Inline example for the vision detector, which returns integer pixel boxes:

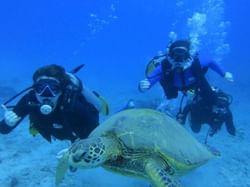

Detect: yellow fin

[145,59,161,77]
[29,124,39,136]
[93,91,109,116]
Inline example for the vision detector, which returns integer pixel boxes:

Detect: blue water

[0,0,249,186]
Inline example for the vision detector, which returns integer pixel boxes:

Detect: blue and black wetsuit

[0,90,99,143]
[146,56,226,104]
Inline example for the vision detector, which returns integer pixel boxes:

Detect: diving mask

[34,78,62,97]
[170,46,189,62]
[169,56,194,70]
[34,77,62,115]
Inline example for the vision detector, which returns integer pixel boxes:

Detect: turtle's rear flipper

[145,158,181,187]
[69,166,78,172]
[205,144,221,157]
[55,153,70,186]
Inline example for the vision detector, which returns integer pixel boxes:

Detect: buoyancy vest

[159,57,209,99]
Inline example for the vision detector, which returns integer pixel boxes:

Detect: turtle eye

[81,152,86,158]
[73,155,81,163]
[94,147,101,153]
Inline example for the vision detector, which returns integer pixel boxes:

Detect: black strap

[204,127,212,144]
[70,64,85,74]
[2,64,85,108]
[3,86,33,106]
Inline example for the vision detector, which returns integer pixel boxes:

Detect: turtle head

[68,137,108,168]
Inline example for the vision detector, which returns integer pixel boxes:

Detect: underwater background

[0,0,249,186]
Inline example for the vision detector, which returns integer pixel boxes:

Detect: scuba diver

[176,87,236,136]
[138,39,234,105]
[0,64,109,143]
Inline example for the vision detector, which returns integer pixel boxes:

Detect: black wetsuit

[178,92,236,136]
[0,90,99,142]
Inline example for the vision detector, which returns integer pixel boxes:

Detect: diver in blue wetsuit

[138,40,233,104]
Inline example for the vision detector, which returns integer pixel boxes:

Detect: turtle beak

[68,148,89,168]
[72,151,87,163]
[68,138,104,168]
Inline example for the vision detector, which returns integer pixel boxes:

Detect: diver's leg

[190,120,202,133]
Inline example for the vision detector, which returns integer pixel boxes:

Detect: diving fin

[93,91,109,116]
[82,87,109,116]
[145,57,163,77]
[29,125,39,136]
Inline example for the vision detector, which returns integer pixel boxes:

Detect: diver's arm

[0,120,15,133]
[201,59,225,77]
[201,59,234,82]
[147,65,163,86]
[0,94,29,134]
[138,65,163,92]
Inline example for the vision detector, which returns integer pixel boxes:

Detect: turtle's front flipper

[145,158,181,187]
[55,152,70,186]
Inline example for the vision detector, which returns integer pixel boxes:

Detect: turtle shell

[89,109,214,170]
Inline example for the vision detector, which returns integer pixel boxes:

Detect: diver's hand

[176,112,185,125]
[138,79,151,92]
[1,105,21,127]
[224,72,234,82]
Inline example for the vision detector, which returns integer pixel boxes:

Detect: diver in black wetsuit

[176,87,236,136]
[0,64,107,143]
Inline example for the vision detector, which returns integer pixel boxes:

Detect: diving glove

[224,72,234,82]
[176,112,185,125]
[4,110,21,127]
[139,79,151,92]
[1,104,21,127]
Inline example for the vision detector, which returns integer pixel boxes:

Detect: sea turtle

[56,109,216,187]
